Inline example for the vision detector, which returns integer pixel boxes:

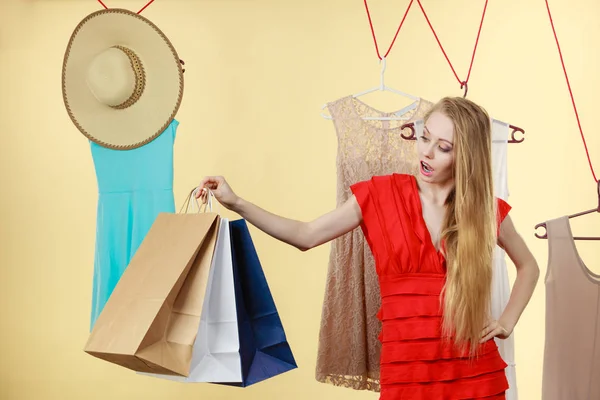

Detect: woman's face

[416,111,456,184]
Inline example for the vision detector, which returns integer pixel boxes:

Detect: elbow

[529,254,541,279]
[520,256,540,283]
[296,238,316,252]
[295,223,318,252]
[295,242,313,252]
[532,260,541,282]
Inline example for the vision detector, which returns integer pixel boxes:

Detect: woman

[196,97,540,399]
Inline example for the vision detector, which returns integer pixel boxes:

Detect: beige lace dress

[315,95,433,392]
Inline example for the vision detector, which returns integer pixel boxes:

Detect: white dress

[413,118,518,399]
[490,119,518,400]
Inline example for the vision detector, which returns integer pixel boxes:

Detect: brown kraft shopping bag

[84,189,220,377]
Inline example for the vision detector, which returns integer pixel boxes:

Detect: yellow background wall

[1,0,599,399]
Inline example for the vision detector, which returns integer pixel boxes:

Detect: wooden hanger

[534,180,600,240]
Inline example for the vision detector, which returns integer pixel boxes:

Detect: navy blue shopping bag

[222,219,297,387]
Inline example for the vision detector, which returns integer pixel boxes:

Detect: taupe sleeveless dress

[542,216,600,400]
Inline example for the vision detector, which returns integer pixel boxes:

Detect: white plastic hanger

[321,57,420,121]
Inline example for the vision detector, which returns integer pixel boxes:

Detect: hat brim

[62,9,184,150]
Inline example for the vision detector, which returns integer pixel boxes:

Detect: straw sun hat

[62,8,184,150]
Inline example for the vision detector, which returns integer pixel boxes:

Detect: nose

[423,143,434,159]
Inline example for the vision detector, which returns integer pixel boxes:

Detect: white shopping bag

[140,192,242,383]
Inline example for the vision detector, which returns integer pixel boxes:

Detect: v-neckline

[410,175,444,256]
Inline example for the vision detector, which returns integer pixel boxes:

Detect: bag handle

[198,188,220,214]
[179,187,201,214]
[178,187,220,214]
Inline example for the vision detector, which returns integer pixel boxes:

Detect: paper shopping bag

[84,201,220,377]
[222,219,298,387]
[140,217,243,383]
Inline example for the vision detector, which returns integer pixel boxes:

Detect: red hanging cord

[96,0,155,14]
[364,0,414,60]
[137,0,155,14]
[415,0,489,92]
[545,0,597,183]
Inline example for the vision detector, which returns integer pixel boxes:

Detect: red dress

[350,173,511,400]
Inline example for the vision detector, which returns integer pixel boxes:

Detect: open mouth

[421,161,434,174]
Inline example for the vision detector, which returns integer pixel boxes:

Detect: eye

[419,136,430,142]
[439,146,452,153]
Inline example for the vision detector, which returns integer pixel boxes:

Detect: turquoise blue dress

[89,119,178,330]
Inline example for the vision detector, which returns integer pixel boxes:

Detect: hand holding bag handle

[179,187,220,214]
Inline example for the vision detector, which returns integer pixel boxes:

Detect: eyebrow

[424,126,454,145]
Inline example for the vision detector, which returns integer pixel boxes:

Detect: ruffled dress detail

[350,173,512,400]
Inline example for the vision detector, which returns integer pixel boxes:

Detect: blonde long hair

[425,97,496,357]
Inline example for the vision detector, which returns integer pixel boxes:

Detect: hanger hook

[400,122,416,140]
[379,57,387,90]
[508,125,525,143]
[534,222,548,239]
[461,81,468,98]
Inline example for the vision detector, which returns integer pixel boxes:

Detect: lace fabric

[315,95,433,392]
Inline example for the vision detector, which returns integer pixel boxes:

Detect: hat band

[111,45,146,110]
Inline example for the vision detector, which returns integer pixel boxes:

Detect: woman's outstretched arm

[196,176,363,251]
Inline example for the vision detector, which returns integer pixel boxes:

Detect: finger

[196,186,210,199]
[480,334,489,343]
[480,325,498,342]
[480,324,493,338]
[480,328,500,343]
[204,181,218,191]
[194,183,209,198]
[199,176,218,189]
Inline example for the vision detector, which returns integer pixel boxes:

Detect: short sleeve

[350,179,374,233]
[350,178,385,259]
[496,197,512,231]
[350,179,371,218]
